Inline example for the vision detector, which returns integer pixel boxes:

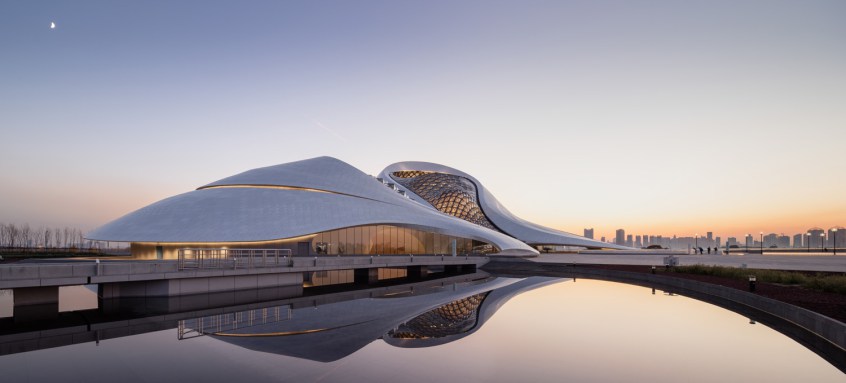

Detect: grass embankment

[671,265,846,295]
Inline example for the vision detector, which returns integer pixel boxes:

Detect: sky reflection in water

[0,279,842,383]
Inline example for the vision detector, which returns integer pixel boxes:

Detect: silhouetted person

[707,247,711,254]
[699,247,704,254]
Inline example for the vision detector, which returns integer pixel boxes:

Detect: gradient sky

[1,1,844,241]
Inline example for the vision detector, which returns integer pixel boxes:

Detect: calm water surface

[0,277,842,383]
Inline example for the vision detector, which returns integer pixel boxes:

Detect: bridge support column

[13,286,59,322]
[407,265,428,280]
[14,286,59,307]
[354,268,379,285]
[445,264,475,274]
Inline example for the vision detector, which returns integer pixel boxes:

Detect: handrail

[178,248,292,270]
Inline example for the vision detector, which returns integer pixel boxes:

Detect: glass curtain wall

[311,224,495,255]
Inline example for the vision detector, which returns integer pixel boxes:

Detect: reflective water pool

[0,275,842,382]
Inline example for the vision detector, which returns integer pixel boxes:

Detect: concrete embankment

[530,252,846,273]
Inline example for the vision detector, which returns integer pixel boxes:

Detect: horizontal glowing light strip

[197,183,397,206]
[131,233,318,246]
[198,184,336,194]
[212,328,329,337]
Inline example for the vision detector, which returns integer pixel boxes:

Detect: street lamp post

[821,233,826,252]
[834,228,838,256]
[760,232,763,254]
[695,234,699,254]
[806,233,811,253]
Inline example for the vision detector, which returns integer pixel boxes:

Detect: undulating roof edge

[380,161,633,250]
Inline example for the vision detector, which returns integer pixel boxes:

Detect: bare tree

[43,227,53,249]
[21,224,32,249]
[63,227,71,249]
[0,223,90,251]
[8,223,20,248]
[0,223,7,247]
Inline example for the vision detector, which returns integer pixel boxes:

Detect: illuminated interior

[129,224,496,259]
[311,224,495,256]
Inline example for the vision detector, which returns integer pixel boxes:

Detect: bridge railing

[178,248,293,270]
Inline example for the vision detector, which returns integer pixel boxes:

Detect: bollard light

[651,266,656,274]
[748,275,757,292]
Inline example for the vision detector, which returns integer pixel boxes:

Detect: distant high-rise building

[635,235,642,248]
[828,227,845,248]
[727,237,738,248]
[600,236,606,243]
[793,233,804,248]
[706,232,713,242]
[808,227,825,248]
[584,228,594,239]
[626,234,633,247]
[616,229,625,246]
[777,234,790,248]
[763,233,778,248]
[834,227,845,248]
[715,236,721,248]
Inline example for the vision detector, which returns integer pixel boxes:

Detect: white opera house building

[86,157,626,260]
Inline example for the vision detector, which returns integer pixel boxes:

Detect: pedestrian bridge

[0,251,487,311]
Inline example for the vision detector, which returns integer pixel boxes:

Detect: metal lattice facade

[386,292,488,339]
[391,172,501,232]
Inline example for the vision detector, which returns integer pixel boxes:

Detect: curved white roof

[380,161,631,250]
[87,157,537,256]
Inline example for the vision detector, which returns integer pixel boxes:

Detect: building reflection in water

[1,270,843,377]
[179,275,562,362]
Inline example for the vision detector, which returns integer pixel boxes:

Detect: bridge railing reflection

[178,305,293,340]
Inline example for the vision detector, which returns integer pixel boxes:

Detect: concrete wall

[99,273,303,299]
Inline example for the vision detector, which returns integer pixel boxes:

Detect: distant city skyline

[1,1,844,238]
[599,226,844,250]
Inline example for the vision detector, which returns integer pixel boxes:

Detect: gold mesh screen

[391,171,432,178]
[391,172,500,231]
[387,292,489,339]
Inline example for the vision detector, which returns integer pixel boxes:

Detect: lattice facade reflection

[387,292,489,339]
[311,224,495,255]
[391,172,500,232]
